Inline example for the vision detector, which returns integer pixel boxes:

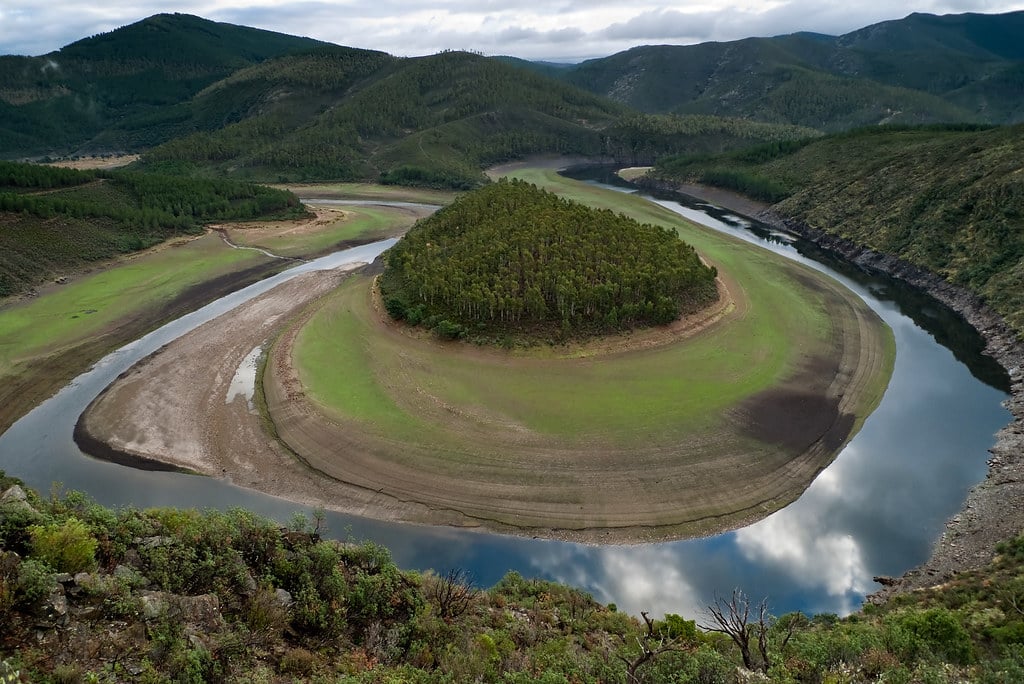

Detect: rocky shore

[639,177,1024,600]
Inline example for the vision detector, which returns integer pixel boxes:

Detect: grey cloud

[4,1,1024,61]
[602,9,716,41]
[497,25,585,43]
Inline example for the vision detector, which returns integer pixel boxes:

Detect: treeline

[3,472,1024,682]
[380,179,718,341]
[0,161,97,190]
[652,123,1024,337]
[0,161,305,297]
[141,51,625,188]
[601,114,820,166]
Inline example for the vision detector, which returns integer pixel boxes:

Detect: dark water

[0,185,1010,619]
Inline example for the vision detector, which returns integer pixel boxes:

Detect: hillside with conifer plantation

[650,124,1024,336]
[559,11,1024,130]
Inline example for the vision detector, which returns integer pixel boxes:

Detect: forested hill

[137,50,626,188]
[650,124,1024,337]
[0,161,304,297]
[559,11,1024,129]
[0,14,334,156]
[379,179,718,342]
[0,13,821,189]
[5,10,1020,186]
[133,51,819,187]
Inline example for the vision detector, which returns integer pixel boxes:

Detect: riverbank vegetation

[379,179,718,343]
[2,472,1023,682]
[0,160,305,298]
[0,178,424,437]
[650,124,1024,337]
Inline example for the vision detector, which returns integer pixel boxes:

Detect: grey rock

[139,591,170,620]
[0,485,35,515]
[274,588,293,608]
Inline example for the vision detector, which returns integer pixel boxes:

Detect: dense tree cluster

[380,179,718,341]
[0,161,96,190]
[601,114,819,166]
[0,161,304,297]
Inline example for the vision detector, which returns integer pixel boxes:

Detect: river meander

[0,179,1010,618]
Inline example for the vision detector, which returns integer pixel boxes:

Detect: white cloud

[2,1,1024,59]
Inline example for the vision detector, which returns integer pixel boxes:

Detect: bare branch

[700,589,774,673]
[427,568,478,621]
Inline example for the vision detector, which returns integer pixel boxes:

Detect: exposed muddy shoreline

[638,176,1024,598]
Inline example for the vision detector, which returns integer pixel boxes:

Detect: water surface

[0,183,1009,619]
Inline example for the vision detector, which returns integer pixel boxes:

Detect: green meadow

[291,170,873,445]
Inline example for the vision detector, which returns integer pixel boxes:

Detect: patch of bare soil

[0,253,286,436]
[45,155,140,170]
[74,266,411,521]
[76,248,888,544]
[214,203,430,259]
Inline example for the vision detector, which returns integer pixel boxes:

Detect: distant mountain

[3,10,1019,185]
[0,14,331,156]
[139,50,628,187]
[558,11,1024,129]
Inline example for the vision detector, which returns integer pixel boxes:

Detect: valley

[2,8,1024,681]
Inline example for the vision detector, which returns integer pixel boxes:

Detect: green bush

[0,551,18,620]
[15,558,55,607]
[28,517,97,574]
[891,608,975,665]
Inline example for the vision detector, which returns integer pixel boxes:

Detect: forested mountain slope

[138,50,628,187]
[561,11,1024,129]
[0,14,331,156]
[5,11,1019,186]
[651,124,1024,336]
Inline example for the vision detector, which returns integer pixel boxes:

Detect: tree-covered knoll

[651,123,1024,337]
[380,179,718,342]
[3,471,1024,682]
[0,161,305,297]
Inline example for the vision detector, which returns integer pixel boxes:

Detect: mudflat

[75,172,893,542]
[78,248,890,543]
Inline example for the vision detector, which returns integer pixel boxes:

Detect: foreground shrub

[28,517,97,573]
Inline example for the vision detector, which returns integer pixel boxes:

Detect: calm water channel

[0,179,1011,619]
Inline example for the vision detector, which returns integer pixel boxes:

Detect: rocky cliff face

[750,210,1024,599]
[638,173,1024,597]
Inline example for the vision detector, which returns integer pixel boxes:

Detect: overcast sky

[2,1,1023,61]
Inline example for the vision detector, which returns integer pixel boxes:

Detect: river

[0,181,1010,619]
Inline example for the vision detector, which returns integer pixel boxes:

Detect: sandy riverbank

[75,220,890,544]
